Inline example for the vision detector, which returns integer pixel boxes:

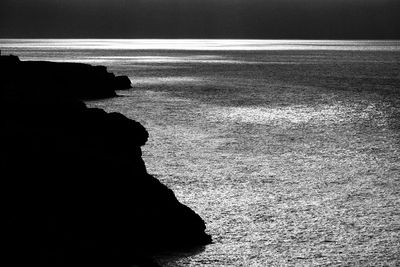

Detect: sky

[0,0,399,39]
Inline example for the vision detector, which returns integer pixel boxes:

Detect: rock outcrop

[1,55,211,266]
[2,55,132,99]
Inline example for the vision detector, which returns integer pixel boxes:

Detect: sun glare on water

[1,39,399,51]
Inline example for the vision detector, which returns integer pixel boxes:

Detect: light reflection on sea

[1,40,400,266]
[1,39,400,51]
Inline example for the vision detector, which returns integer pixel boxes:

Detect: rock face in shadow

[2,55,132,99]
[1,55,211,266]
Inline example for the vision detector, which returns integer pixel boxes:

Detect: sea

[1,39,400,266]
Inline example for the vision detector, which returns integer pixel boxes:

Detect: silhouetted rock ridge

[1,55,211,266]
[2,54,132,99]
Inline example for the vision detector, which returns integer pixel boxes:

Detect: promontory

[1,55,212,267]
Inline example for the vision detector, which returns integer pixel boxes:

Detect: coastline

[1,55,211,266]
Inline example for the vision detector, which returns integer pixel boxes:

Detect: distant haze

[1,0,399,39]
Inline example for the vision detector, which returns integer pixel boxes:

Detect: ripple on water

[207,104,389,126]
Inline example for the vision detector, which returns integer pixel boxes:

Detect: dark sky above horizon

[1,0,399,39]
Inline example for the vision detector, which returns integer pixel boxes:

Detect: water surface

[2,39,400,266]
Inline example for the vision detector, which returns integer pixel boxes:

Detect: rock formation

[2,54,132,99]
[1,55,211,266]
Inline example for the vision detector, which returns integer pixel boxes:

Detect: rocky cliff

[1,55,211,266]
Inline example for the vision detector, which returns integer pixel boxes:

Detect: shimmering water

[1,40,400,266]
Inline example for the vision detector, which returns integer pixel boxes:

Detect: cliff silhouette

[1,55,211,266]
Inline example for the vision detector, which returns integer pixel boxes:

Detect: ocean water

[1,39,400,266]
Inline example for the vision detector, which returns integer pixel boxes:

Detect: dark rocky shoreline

[1,55,211,266]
